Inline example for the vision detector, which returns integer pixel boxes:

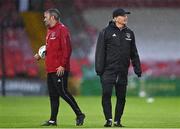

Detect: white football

[38,45,46,59]
[146,97,154,103]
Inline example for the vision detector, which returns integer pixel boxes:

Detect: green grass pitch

[0,96,180,128]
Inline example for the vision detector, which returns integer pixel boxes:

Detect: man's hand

[34,53,41,61]
[56,66,65,76]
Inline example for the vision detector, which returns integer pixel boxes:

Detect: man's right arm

[95,29,106,76]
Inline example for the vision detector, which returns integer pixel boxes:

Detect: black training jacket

[95,21,142,84]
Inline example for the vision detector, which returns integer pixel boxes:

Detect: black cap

[112,8,130,18]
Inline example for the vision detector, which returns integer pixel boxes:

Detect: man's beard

[44,21,50,27]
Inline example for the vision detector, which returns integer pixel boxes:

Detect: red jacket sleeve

[60,27,72,68]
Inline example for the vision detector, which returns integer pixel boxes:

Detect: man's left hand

[56,66,65,76]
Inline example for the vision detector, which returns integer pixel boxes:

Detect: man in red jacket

[34,8,85,126]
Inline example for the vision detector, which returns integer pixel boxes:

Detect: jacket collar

[48,22,61,30]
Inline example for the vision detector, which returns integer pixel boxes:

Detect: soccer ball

[146,97,154,103]
[38,45,46,59]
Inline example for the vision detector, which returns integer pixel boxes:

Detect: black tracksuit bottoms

[101,81,127,123]
[47,72,82,121]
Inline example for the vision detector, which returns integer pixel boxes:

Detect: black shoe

[76,113,85,126]
[104,120,112,127]
[114,122,124,127]
[41,120,57,126]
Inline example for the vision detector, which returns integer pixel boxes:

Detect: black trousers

[47,72,82,121]
[101,81,127,123]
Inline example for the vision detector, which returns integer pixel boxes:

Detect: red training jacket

[45,22,72,73]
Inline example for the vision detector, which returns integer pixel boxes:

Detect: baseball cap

[112,8,130,18]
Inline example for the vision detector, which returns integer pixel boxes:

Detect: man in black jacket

[95,8,142,127]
